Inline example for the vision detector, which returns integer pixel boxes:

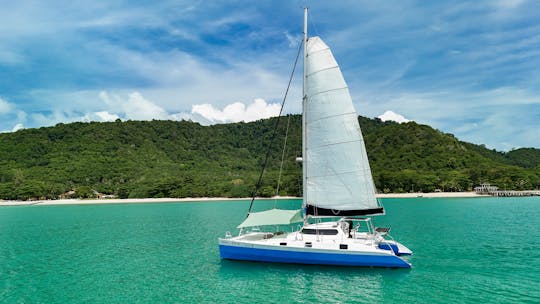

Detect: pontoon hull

[219,240,411,268]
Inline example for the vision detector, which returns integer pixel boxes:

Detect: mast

[302,7,308,210]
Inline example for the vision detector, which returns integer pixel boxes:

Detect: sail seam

[307,169,365,179]
[308,138,362,150]
[306,111,357,125]
[306,65,339,78]
[307,86,348,99]
[307,46,330,57]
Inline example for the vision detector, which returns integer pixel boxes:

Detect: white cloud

[114,49,291,111]
[26,108,120,128]
[11,123,24,132]
[99,91,168,120]
[16,110,27,121]
[6,90,280,129]
[94,111,119,121]
[378,110,410,123]
[358,86,540,151]
[125,92,169,120]
[23,91,281,127]
[0,97,13,114]
[191,99,281,124]
[284,31,301,48]
[78,111,120,123]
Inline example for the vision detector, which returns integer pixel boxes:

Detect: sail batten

[304,36,381,215]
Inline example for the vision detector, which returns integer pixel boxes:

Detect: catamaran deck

[219,220,411,268]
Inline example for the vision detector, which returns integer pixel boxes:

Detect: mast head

[303,7,308,40]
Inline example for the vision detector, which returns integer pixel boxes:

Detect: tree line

[0,115,538,200]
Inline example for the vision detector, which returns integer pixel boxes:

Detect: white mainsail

[304,36,381,215]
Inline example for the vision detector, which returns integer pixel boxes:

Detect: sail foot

[305,204,384,217]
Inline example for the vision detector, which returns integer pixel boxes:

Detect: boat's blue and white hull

[219,239,411,268]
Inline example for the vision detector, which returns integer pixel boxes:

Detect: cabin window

[301,228,338,235]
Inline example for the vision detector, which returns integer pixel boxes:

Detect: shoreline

[0,192,489,206]
[377,192,483,198]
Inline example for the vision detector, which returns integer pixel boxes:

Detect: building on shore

[474,183,540,197]
[474,183,499,195]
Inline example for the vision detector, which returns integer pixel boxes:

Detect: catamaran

[218,8,412,268]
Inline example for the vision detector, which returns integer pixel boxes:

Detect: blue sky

[0,0,539,151]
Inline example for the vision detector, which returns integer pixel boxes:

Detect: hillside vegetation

[0,115,538,200]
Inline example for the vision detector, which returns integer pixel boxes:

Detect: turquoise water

[1,197,539,303]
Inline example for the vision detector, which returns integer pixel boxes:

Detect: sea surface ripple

[0,197,539,303]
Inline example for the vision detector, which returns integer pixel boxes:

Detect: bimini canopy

[237,209,303,228]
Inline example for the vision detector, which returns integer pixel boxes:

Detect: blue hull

[219,244,411,268]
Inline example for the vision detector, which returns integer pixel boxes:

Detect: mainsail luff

[303,36,382,215]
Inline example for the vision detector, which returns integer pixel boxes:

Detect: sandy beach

[0,192,486,206]
[0,197,255,206]
[376,192,483,198]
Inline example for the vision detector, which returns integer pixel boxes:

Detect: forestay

[304,36,382,216]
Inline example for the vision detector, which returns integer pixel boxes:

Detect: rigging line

[274,114,292,208]
[246,38,304,216]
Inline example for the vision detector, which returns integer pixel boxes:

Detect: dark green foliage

[0,116,302,200]
[504,148,540,168]
[0,115,538,200]
[360,117,540,192]
[75,186,95,199]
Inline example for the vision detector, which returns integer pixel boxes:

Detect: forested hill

[0,115,538,200]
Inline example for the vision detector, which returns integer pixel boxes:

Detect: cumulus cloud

[15,91,166,127]
[78,111,120,123]
[99,91,169,120]
[0,99,26,133]
[11,123,24,132]
[190,99,281,124]
[378,110,410,123]
[2,90,281,130]
[17,91,281,128]
[25,109,120,128]
[0,97,13,114]
[94,111,120,121]
[360,87,540,151]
